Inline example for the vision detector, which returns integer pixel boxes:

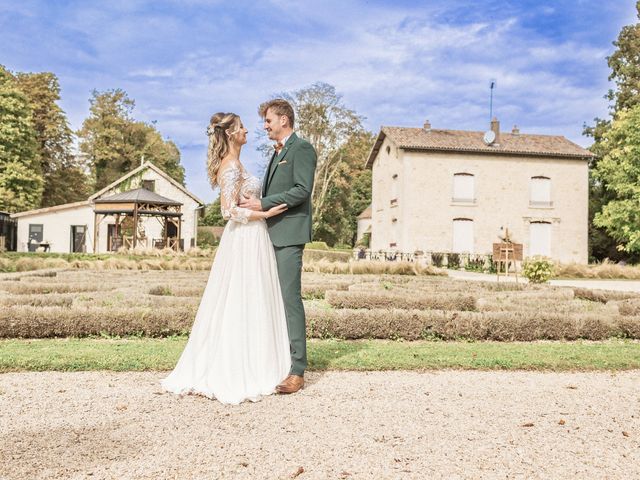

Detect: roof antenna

[489,79,497,122]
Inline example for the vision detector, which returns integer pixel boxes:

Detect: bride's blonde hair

[207,112,240,188]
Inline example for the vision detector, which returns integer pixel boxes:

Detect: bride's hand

[264,203,288,218]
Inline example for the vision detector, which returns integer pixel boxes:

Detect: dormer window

[142,179,155,192]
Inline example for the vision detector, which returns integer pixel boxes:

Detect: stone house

[365,119,594,263]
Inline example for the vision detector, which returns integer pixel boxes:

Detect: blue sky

[0,0,637,202]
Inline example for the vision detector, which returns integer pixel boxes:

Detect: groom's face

[263,108,287,141]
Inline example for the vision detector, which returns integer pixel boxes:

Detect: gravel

[1,370,639,479]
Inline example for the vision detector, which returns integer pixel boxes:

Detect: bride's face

[228,119,248,146]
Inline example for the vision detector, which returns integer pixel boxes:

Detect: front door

[529,222,551,257]
[107,224,122,252]
[70,225,86,253]
[452,218,474,253]
[28,224,43,252]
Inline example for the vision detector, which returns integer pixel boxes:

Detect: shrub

[197,228,219,248]
[0,282,110,295]
[149,285,173,296]
[572,288,640,303]
[304,308,630,341]
[522,256,554,284]
[554,260,640,280]
[448,253,460,269]
[431,252,444,268]
[325,290,477,311]
[614,299,640,316]
[303,250,352,263]
[302,282,351,299]
[0,306,195,338]
[0,294,73,307]
[306,241,329,250]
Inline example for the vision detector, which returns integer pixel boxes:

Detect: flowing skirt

[161,219,291,405]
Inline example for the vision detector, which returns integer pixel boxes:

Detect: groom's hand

[239,195,263,211]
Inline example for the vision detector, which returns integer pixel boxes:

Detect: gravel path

[447,269,640,292]
[1,371,639,479]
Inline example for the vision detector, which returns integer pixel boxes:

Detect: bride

[161,112,291,405]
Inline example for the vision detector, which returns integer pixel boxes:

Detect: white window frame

[530,176,552,207]
[452,173,475,203]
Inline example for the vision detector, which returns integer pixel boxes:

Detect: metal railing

[353,248,494,270]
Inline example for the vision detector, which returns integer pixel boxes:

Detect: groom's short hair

[259,99,295,128]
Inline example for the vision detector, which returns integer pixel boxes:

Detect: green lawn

[1,337,639,372]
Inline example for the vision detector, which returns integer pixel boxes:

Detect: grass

[1,337,639,372]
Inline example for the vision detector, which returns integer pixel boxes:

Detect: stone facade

[367,123,592,264]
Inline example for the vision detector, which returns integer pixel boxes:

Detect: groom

[239,98,317,394]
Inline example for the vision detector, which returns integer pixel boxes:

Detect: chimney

[490,117,500,144]
[423,120,431,130]
[512,125,520,135]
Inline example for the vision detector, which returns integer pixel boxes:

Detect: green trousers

[273,245,306,376]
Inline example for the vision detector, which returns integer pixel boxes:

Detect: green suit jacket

[261,133,317,247]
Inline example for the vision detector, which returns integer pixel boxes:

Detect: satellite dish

[483,130,496,145]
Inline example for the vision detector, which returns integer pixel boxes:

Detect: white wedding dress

[161,163,291,404]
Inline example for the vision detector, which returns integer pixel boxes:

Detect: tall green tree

[313,131,374,246]
[77,89,184,191]
[126,120,185,184]
[607,4,640,114]
[14,71,90,206]
[77,89,134,190]
[0,66,43,212]
[593,105,640,253]
[585,1,640,262]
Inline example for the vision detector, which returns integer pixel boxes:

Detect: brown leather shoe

[276,374,304,394]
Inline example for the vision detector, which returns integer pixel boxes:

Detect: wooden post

[176,215,181,251]
[93,213,98,253]
[132,204,138,249]
[163,217,168,248]
[115,214,120,239]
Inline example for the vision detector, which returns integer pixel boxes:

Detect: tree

[313,131,374,245]
[14,71,90,206]
[584,2,640,262]
[0,161,45,212]
[593,104,640,253]
[77,89,135,190]
[125,121,185,184]
[0,66,43,212]
[201,197,226,226]
[606,2,640,113]
[77,89,185,191]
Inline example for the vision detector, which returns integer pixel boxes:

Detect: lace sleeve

[218,166,251,224]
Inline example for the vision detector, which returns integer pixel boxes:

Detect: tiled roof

[366,126,595,168]
[94,188,182,205]
[11,200,91,218]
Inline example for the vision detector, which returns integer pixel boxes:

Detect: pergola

[93,188,183,252]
